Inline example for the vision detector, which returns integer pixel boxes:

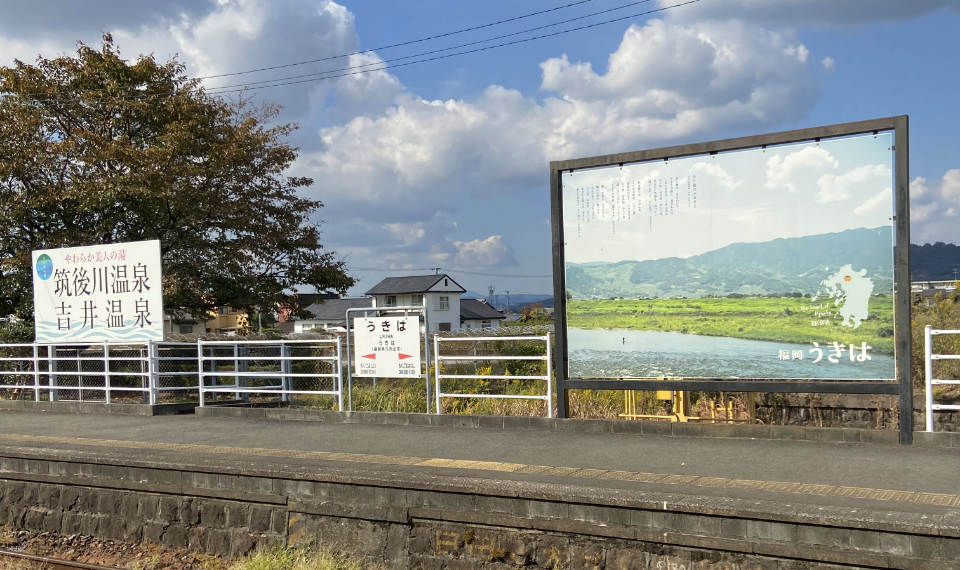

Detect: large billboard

[32,240,164,342]
[558,131,898,381]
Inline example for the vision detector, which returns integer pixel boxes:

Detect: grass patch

[230,547,375,570]
[567,296,895,353]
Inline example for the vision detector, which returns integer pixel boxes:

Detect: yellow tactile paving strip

[0,432,957,507]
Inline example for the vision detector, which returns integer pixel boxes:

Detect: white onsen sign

[353,316,421,378]
[32,240,164,343]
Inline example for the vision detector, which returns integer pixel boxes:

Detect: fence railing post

[198,340,206,407]
[49,345,58,402]
[281,342,291,404]
[102,341,111,404]
[336,337,344,411]
[433,334,441,414]
[925,324,934,432]
[148,341,159,406]
[32,343,40,402]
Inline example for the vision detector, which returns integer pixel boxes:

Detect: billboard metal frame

[550,116,913,443]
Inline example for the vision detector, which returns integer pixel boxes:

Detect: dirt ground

[0,530,224,570]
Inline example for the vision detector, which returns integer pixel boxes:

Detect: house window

[385,295,397,307]
[179,325,193,334]
[411,294,424,306]
[438,322,451,332]
[219,307,229,315]
[481,320,491,328]
[439,296,449,310]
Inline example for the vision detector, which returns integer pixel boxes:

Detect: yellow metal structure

[620,379,756,423]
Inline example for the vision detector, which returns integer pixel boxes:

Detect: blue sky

[1,0,958,296]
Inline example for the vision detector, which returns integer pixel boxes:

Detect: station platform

[0,409,958,568]
[0,409,957,514]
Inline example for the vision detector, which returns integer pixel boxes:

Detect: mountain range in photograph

[566,227,894,300]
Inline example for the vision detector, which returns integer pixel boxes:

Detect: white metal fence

[0,342,156,403]
[924,325,960,431]
[432,334,553,417]
[0,334,553,415]
[198,339,343,409]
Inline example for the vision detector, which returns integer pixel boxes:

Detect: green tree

[0,36,353,321]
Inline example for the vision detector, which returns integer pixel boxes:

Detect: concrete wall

[0,445,958,569]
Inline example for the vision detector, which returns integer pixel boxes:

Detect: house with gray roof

[292,274,484,333]
[366,274,466,333]
[460,299,506,330]
[290,298,376,333]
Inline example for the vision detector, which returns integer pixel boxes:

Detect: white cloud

[821,56,835,71]
[307,18,827,225]
[941,169,960,204]
[450,236,518,267]
[324,51,403,124]
[690,162,740,191]
[912,202,940,223]
[854,189,892,216]
[911,176,930,199]
[815,164,892,204]
[906,169,960,242]
[765,146,838,193]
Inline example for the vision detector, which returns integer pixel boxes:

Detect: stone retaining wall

[0,446,957,569]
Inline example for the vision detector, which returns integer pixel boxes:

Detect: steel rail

[0,548,126,570]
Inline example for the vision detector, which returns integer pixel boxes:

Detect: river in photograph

[567,328,895,380]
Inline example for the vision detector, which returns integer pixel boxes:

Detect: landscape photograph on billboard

[561,133,897,380]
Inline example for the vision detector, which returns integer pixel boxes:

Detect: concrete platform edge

[0,442,951,539]
[0,400,197,416]
[194,406,957,447]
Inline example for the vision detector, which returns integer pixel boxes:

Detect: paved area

[0,410,958,515]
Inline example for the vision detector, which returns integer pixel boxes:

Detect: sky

[1,0,958,297]
[562,133,894,263]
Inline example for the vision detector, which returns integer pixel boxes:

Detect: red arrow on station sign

[398,353,414,360]
[362,353,376,360]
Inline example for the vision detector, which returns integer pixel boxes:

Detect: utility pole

[504,290,511,314]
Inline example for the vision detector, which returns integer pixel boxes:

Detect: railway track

[0,549,124,570]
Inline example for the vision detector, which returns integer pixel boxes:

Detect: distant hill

[566,227,894,299]
[911,242,960,281]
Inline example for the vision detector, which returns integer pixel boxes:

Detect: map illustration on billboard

[560,132,897,380]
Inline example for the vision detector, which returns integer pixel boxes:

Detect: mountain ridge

[566,227,894,299]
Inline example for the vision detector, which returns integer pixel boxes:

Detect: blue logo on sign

[36,254,53,280]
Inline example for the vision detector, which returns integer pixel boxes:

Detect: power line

[198,0,598,80]
[205,0,655,92]
[11,0,699,104]
[206,0,702,96]
[2,0,600,101]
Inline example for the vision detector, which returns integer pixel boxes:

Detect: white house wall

[462,319,501,331]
